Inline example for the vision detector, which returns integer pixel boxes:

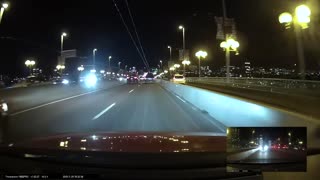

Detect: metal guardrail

[186,77,320,97]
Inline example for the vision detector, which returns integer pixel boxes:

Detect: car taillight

[134,77,137,79]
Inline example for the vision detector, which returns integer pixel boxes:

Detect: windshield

[174,75,184,79]
[0,0,319,178]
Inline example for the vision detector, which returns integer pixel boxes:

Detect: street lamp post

[179,25,186,60]
[167,46,172,62]
[108,56,112,70]
[93,48,97,70]
[160,60,163,71]
[118,62,121,69]
[195,50,208,78]
[279,5,311,80]
[173,64,180,74]
[220,38,239,83]
[182,60,191,76]
[56,65,65,75]
[25,60,36,76]
[77,65,84,71]
[61,32,67,52]
[0,3,9,24]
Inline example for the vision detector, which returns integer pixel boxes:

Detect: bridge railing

[186,77,320,97]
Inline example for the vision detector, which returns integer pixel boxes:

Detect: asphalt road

[5,82,226,142]
[227,148,306,172]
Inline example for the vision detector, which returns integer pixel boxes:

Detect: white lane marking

[129,89,134,93]
[92,103,116,120]
[175,95,186,103]
[10,90,101,116]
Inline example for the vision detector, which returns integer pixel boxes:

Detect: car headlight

[1,102,8,112]
[62,79,69,84]
[263,145,269,151]
[85,74,97,87]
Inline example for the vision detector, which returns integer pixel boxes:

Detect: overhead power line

[124,0,149,70]
[113,0,149,69]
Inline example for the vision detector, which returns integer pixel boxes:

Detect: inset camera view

[226,127,306,172]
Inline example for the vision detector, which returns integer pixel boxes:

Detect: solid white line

[10,90,100,116]
[175,95,186,103]
[92,103,116,120]
[129,89,134,93]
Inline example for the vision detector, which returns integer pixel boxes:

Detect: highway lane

[5,83,226,143]
[227,148,306,172]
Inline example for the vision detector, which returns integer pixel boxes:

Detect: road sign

[61,49,77,58]
[215,17,237,40]
[58,49,77,65]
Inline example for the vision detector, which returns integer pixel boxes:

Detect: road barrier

[186,77,320,97]
[159,80,316,128]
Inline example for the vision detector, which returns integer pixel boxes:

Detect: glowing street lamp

[93,48,97,69]
[0,3,9,25]
[178,25,185,60]
[279,4,311,79]
[56,64,65,75]
[108,56,112,69]
[167,46,172,61]
[174,64,180,68]
[61,32,67,52]
[182,60,191,75]
[77,65,84,71]
[195,50,207,78]
[25,60,36,75]
[220,37,239,82]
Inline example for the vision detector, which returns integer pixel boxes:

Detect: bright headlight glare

[85,74,97,87]
[62,79,69,84]
[2,103,8,112]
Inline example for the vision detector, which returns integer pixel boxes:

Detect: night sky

[233,127,307,143]
[0,0,319,76]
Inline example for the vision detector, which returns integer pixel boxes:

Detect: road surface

[227,148,306,172]
[4,82,226,142]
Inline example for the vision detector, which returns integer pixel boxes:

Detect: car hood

[2,132,226,153]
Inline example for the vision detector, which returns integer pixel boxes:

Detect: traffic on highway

[0,0,320,179]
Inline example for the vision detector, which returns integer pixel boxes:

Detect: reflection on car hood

[4,132,226,153]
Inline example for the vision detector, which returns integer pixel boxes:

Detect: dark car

[127,74,139,84]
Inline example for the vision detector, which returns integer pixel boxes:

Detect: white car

[172,74,186,83]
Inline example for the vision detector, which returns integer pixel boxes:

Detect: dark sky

[235,127,307,143]
[0,0,319,76]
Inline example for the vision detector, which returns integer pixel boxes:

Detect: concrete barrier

[159,80,319,128]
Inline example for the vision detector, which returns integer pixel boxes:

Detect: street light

[61,32,67,52]
[167,46,172,61]
[174,64,180,68]
[195,50,208,78]
[220,37,239,82]
[93,48,97,70]
[108,56,112,70]
[182,60,191,75]
[178,25,185,60]
[0,3,9,25]
[25,60,36,75]
[77,65,84,71]
[279,4,311,79]
[118,62,121,69]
